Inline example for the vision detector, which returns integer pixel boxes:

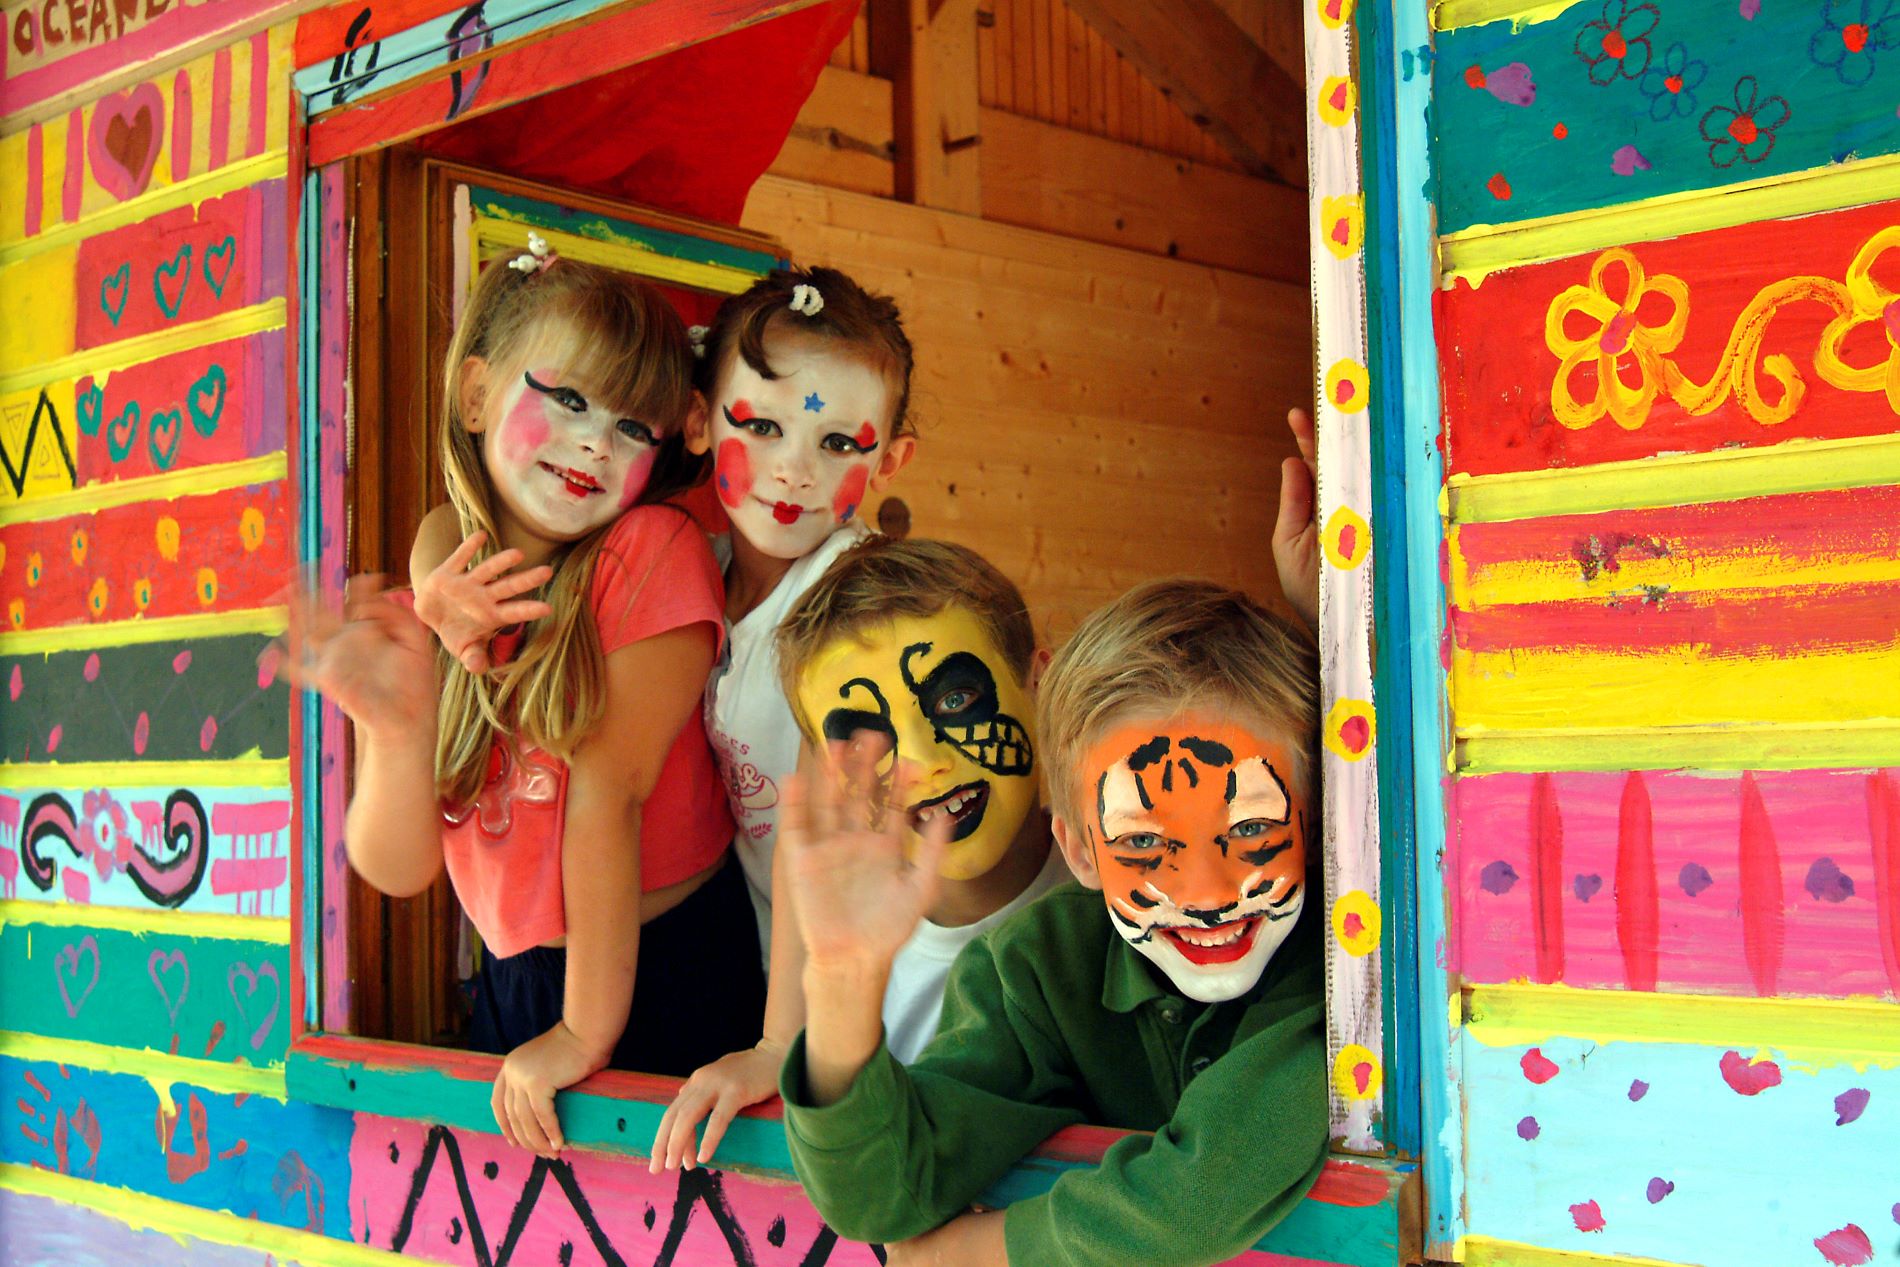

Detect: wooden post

[873,0,984,213]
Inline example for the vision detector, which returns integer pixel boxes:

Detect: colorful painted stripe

[1438,199,1900,481]
[0,154,288,265]
[1453,769,1900,999]
[472,187,783,274]
[0,453,288,528]
[0,631,288,765]
[1457,721,1900,775]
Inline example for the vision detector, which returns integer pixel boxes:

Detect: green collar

[1100,929,1175,1015]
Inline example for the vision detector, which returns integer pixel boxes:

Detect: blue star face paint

[804,391,826,413]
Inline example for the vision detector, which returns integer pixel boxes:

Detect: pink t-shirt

[437,506,733,958]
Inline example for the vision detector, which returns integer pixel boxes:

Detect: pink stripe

[1738,772,1783,996]
[1456,769,1894,999]
[61,108,82,222]
[23,125,42,237]
[246,31,269,157]
[210,857,289,895]
[0,0,282,116]
[210,48,232,170]
[212,802,291,836]
[170,70,193,182]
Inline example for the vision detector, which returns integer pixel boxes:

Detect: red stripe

[1738,772,1784,996]
[1532,772,1565,984]
[170,70,193,182]
[1453,582,1900,657]
[246,32,270,157]
[1615,772,1658,991]
[1870,771,1900,999]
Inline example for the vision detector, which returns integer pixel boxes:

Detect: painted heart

[55,936,101,1018]
[153,244,193,319]
[86,84,165,203]
[228,961,282,1050]
[1573,872,1603,902]
[1719,1049,1782,1095]
[201,235,237,298]
[187,364,226,436]
[106,401,141,462]
[147,407,183,470]
[76,382,105,436]
[148,948,190,1026]
[99,263,131,326]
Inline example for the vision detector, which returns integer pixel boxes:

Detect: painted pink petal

[1719,1049,1782,1095]
[1814,1224,1873,1266]
[1570,1200,1606,1233]
[1739,0,1759,17]
[1612,144,1653,176]
[1485,61,1537,105]
[1521,1048,1561,1083]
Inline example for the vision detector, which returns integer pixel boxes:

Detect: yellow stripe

[0,901,289,944]
[1453,644,1900,732]
[0,453,287,526]
[472,218,761,295]
[1431,0,1579,32]
[1456,720,1900,773]
[0,759,290,789]
[0,1165,413,1265]
[0,1033,285,1098]
[1449,532,1900,610]
[0,301,286,397]
[0,607,286,656]
[1445,433,1900,525]
[0,153,289,264]
[1465,984,1900,1069]
[1463,1236,1704,1267]
[1440,150,1900,282]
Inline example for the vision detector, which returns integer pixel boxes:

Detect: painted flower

[1545,248,1690,429]
[1816,226,1900,411]
[133,577,153,611]
[1810,0,1899,84]
[86,578,108,618]
[1698,76,1790,168]
[1638,42,1707,119]
[82,790,133,869]
[1575,0,1660,83]
[26,551,42,587]
[70,528,88,566]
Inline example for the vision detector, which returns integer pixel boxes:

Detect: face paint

[1080,715,1307,1003]
[710,330,895,560]
[481,362,662,546]
[797,607,1038,881]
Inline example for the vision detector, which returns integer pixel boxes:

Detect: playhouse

[0,0,1895,1262]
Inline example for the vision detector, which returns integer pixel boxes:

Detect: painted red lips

[771,501,803,524]
[1159,918,1261,965]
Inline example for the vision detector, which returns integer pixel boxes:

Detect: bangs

[535,280,696,432]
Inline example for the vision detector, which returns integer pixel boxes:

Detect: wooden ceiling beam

[870,0,984,213]
[1059,0,1306,186]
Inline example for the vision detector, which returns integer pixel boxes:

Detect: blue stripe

[297,167,324,1031]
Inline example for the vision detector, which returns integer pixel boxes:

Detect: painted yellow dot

[1332,891,1382,956]
[1322,506,1372,571]
[1333,1045,1382,1101]
[6,599,23,629]
[1320,194,1364,260]
[1324,698,1376,762]
[156,517,181,562]
[87,578,109,617]
[196,567,219,607]
[70,528,88,566]
[1317,75,1357,127]
[26,551,43,588]
[1325,358,1370,414]
[239,506,267,553]
[134,578,153,611]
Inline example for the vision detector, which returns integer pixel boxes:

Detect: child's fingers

[1286,407,1317,466]
[1274,456,1315,545]
[491,1077,519,1150]
[493,599,555,625]
[779,773,811,849]
[466,546,528,583]
[698,1093,744,1165]
[648,1097,682,1173]
[530,1087,564,1155]
[459,643,491,674]
[511,1086,553,1156]
[484,564,554,599]
[444,531,488,575]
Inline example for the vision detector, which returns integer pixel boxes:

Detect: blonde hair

[435,256,700,806]
[775,537,1036,743]
[1036,580,1318,828]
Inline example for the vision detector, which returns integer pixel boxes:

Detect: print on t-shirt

[709,721,778,841]
[443,743,561,838]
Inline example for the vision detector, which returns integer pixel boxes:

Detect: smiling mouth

[766,500,806,525]
[1158,918,1261,965]
[540,462,603,497]
[908,782,990,843]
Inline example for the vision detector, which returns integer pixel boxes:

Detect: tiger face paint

[796,607,1037,881]
[1077,716,1307,1002]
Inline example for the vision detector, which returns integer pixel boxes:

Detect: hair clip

[687,325,709,359]
[789,283,824,317]
[508,231,555,275]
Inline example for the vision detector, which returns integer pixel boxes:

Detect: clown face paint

[710,330,894,560]
[796,608,1037,881]
[1079,716,1307,1003]
[479,363,661,549]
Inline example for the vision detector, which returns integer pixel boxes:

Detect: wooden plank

[877,0,982,212]
[1065,8,1090,131]
[768,64,898,197]
[1064,0,1304,183]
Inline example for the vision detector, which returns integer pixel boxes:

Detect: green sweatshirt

[780,882,1327,1267]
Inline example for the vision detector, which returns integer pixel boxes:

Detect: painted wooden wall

[1424,0,1900,1261]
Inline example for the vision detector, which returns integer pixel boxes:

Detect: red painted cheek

[715,438,753,510]
[499,395,549,465]
[619,449,657,509]
[832,462,871,524]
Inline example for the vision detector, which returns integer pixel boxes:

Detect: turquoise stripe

[470,187,785,276]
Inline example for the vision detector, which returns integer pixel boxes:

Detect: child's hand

[491,1021,606,1158]
[781,751,952,976]
[647,1038,785,1173]
[1273,407,1320,635]
[413,531,554,674]
[283,574,436,739]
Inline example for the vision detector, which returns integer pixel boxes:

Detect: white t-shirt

[705,521,872,969]
[882,846,1073,1063]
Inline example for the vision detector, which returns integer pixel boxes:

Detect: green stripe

[471,188,783,275]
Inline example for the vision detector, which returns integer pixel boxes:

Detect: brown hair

[776,537,1036,743]
[698,265,916,437]
[1035,580,1319,829]
[435,254,702,806]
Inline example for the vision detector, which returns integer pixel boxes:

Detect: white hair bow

[789,283,824,316]
[687,325,710,359]
[508,231,555,275]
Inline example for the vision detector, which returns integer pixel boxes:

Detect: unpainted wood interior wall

[749,0,1312,641]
